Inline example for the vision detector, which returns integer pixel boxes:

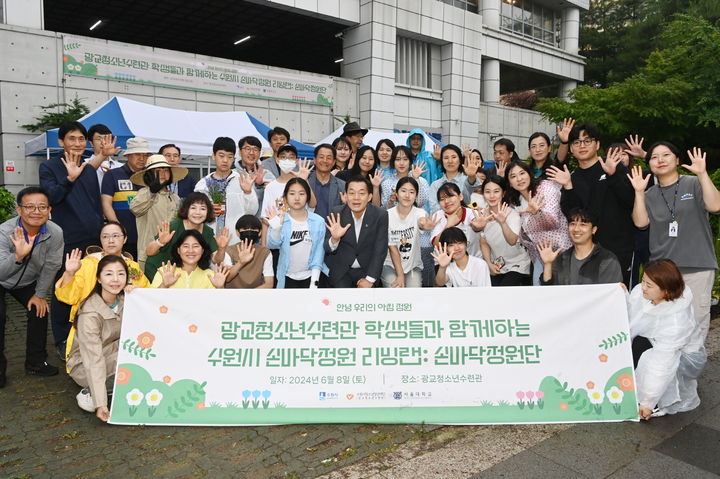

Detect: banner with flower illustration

[108,285,639,426]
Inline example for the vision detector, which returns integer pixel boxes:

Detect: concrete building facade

[0,0,587,190]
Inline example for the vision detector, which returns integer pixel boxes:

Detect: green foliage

[0,187,16,223]
[21,96,89,132]
[538,14,720,154]
[598,332,629,350]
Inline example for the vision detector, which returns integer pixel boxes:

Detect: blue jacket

[406,128,442,186]
[39,157,103,245]
[266,212,329,288]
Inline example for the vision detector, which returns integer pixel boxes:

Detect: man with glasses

[237,136,275,216]
[85,124,121,186]
[546,123,635,286]
[0,187,63,387]
[159,144,195,199]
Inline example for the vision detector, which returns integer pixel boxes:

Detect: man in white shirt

[85,124,122,186]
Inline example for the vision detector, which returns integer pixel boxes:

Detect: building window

[439,0,479,13]
[500,0,559,47]
[396,37,431,88]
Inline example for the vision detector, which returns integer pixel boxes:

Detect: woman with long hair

[265,178,328,288]
[479,175,531,286]
[376,146,430,210]
[429,144,482,213]
[66,255,129,421]
[332,136,353,174]
[505,161,571,285]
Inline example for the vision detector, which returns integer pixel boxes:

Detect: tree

[537,14,720,160]
[21,96,89,132]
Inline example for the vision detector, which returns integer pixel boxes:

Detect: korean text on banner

[109,285,638,426]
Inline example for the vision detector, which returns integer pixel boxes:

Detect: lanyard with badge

[659,178,680,237]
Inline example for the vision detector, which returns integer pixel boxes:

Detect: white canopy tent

[315,126,441,153]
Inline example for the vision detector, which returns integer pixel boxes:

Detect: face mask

[239,230,260,244]
[278,159,296,173]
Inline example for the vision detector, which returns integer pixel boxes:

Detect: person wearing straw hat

[340,122,368,159]
[100,137,152,260]
[129,155,188,269]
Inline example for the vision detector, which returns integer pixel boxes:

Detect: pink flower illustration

[516,391,525,400]
[163,376,172,384]
[535,391,544,399]
[526,391,535,399]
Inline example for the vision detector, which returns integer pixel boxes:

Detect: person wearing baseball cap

[129,155,188,269]
[100,137,153,260]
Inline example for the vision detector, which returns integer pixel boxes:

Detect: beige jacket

[67,294,124,409]
[130,187,180,268]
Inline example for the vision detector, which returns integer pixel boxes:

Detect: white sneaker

[76,388,95,412]
[651,408,668,418]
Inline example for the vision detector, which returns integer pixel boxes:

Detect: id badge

[669,220,678,237]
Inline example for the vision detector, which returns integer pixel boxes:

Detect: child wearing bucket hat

[129,155,188,269]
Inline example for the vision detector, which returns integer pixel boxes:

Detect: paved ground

[1,298,718,479]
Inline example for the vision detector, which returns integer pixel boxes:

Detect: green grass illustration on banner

[598,331,629,350]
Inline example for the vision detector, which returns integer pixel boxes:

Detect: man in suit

[308,143,345,219]
[324,176,388,288]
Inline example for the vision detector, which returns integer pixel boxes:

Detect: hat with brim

[277,143,298,156]
[122,137,154,156]
[342,121,368,136]
[130,154,188,186]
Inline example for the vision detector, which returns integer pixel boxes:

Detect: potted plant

[207,183,227,216]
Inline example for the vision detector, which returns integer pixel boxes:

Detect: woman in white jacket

[629,259,706,420]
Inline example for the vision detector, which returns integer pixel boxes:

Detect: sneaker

[56,341,67,362]
[25,361,59,377]
[76,388,95,412]
[651,408,668,418]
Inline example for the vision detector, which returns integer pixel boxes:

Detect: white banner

[109,285,638,425]
[62,36,334,106]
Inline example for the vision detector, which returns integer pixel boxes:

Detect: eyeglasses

[101,233,125,240]
[241,146,260,153]
[19,204,49,212]
[571,138,596,147]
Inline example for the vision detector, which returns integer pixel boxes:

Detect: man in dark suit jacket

[324,176,388,288]
[309,143,345,219]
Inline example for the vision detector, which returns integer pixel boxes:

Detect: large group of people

[0,118,715,424]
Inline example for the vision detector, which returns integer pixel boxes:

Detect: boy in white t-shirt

[432,227,491,287]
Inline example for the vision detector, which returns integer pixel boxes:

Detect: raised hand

[211,265,230,288]
[411,161,427,180]
[496,160,508,177]
[263,205,285,229]
[490,203,511,224]
[445,207,463,228]
[431,243,452,268]
[599,147,623,176]
[432,143,441,161]
[156,221,176,247]
[418,215,440,231]
[624,135,646,159]
[519,192,544,215]
[61,151,86,182]
[537,239,562,265]
[214,227,231,250]
[556,118,575,144]
[239,170,256,194]
[546,164,572,188]
[325,213,351,243]
[253,164,266,185]
[64,248,83,275]
[339,191,347,204]
[291,159,315,181]
[100,135,121,157]
[235,239,256,265]
[369,169,383,188]
[683,147,707,175]
[464,154,481,177]
[461,143,472,159]
[470,208,489,231]
[626,165,650,192]
[10,226,33,262]
[159,261,181,288]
